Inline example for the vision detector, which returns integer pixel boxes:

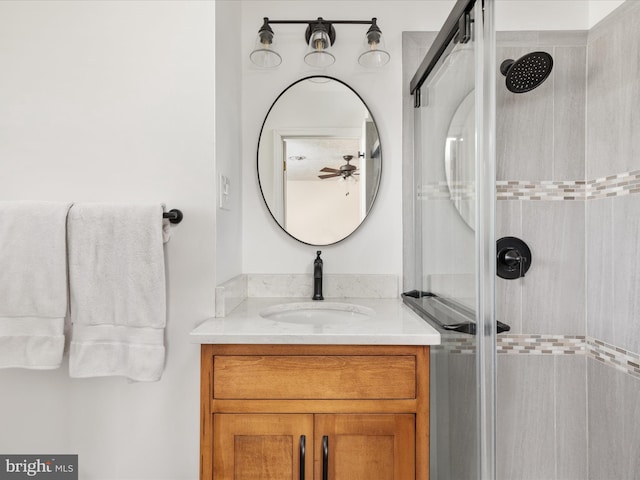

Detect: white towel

[67,204,169,381]
[0,201,71,369]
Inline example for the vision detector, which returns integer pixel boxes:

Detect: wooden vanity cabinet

[200,344,430,480]
[214,413,313,480]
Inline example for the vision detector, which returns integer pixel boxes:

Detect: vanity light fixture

[249,18,282,68]
[249,17,390,68]
[358,18,391,68]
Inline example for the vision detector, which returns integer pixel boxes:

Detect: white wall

[241,0,457,275]
[286,180,361,245]
[496,1,588,30]
[215,1,243,285]
[0,1,215,479]
[495,0,623,30]
[588,0,626,27]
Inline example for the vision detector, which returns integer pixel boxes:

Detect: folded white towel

[67,204,168,381]
[0,201,71,369]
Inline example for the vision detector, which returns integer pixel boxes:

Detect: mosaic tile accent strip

[435,335,476,354]
[587,337,640,379]
[496,180,586,200]
[420,170,640,201]
[433,333,639,378]
[494,334,640,380]
[418,182,459,200]
[585,170,640,199]
[497,170,640,200]
[497,334,586,354]
[418,182,475,201]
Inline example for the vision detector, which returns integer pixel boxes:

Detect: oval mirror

[257,76,382,245]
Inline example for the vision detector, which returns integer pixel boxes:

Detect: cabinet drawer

[213,355,416,400]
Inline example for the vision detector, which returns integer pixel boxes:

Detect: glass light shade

[358,31,390,67]
[249,32,282,68]
[304,29,335,67]
[338,174,357,183]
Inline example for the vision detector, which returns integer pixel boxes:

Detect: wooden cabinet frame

[200,344,430,480]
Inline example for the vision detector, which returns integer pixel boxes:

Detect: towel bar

[163,209,183,224]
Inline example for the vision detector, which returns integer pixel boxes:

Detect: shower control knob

[497,237,532,280]
[503,250,526,278]
[502,250,522,266]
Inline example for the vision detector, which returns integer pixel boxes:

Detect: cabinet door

[214,414,313,480]
[314,414,415,480]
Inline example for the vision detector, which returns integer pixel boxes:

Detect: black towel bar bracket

[163,209,183,224]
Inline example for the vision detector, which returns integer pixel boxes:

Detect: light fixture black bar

[265,19,374,25]
[409,0,476,95]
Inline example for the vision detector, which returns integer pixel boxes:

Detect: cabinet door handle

[299,435,306,480]
[322,435,329,480]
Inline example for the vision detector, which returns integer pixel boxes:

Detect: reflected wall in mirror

[258,76,382,245]
[444,90,475,230]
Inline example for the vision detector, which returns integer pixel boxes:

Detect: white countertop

[190,297,441,345]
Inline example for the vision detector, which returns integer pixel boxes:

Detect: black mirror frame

[256,75,383,246]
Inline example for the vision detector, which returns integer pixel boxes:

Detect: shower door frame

[408,0,496,478]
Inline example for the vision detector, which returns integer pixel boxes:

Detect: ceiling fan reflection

[318,155,360,180]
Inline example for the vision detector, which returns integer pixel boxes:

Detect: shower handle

[497,237,532,280]
[503,250,527,278]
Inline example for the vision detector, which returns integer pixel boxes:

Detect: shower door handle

[442,320,511,334]
[402,291,511,334]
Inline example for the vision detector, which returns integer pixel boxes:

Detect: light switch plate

[219,174,231,210]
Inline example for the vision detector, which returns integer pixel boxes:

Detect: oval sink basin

[259,302,375,325]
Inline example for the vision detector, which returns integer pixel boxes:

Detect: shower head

[500,51,553,93]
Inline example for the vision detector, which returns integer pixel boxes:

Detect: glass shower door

[405,0,496,478]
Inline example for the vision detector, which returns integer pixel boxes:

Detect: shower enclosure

[406,0,640,479]
[403,0,496,478]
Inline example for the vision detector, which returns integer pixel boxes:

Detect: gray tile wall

[497,355,588,480]
[520,201,585,336]
[586,4,640,478]
[588,359,640,480]
[611,195,640,355]
[586,3,640,347]
[497,355,556,480]
[431,347,478,480]
[553,46,586,181]
[495,32,587,338]
[586,1,640,180]
[496,32,586,183]
[590,194,640,355]
[495,32,589,479]
[556,356,588,480]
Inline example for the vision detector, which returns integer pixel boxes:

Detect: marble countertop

[190,297,441,345]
